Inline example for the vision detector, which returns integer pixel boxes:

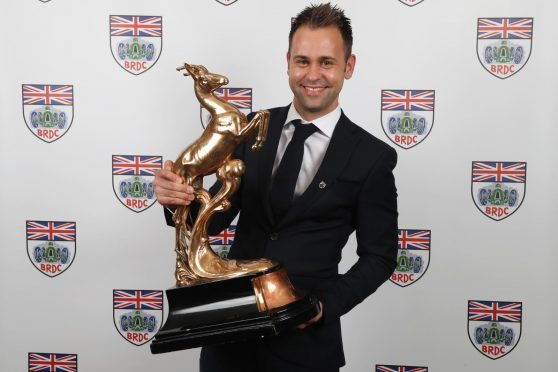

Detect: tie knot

[291,119,318,142]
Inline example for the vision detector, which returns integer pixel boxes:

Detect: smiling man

[154,3,398,371]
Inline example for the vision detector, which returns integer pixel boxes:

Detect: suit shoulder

[345,117,396,157]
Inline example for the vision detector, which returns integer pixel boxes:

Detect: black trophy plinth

[150,265,320,354]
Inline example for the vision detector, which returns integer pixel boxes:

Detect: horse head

[177,63,229,93]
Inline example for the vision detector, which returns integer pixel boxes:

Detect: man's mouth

[302,85,326,95]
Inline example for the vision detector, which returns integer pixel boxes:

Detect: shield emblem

[390,229,430,287]
[215,0,238,5]
[112,155,162,213]
[113,290,163,346]
[376,365,428,372]
[28,353,78,371]
[209,225,236,258]
[201,88,252,127]
[109,15,162,75]
[22,84,74,143]
[26,220,76,278]
[471,162,526,221]
[477,18,533,79]
[468,300,522,360]
[381,90,434,149]
[398,0,425,6]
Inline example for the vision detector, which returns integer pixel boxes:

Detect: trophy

[150,63,320,354]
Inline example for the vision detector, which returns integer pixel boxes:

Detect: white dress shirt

[271,104,341,197]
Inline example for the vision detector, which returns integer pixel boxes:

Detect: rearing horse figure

[172,63,276,286]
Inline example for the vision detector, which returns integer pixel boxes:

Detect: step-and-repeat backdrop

[1,0,557,371]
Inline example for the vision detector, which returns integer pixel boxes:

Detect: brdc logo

[209,225,236,258]
[468,300,522,360]
[398,0,424,6]
[376,365,427,372]
[110,16,162,75]
[22,84,73,143]
[471,162,526,221]
[112,155,162,212]
[26,220,76,278]
[390,229,430,287]
[28,353,77,371]
[201,88,252,127]
[477,18,533,79]
[381,90,434,149]
[113,290,163,346]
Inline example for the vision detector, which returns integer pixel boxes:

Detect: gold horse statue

[172,63,276,287]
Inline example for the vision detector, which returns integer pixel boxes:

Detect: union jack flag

[22,85,73,105]
[376,366,428,372]
[478,18,533,39]
[216,88,252,110]
[112,155,162,175]
[110,15,162,37]
[27,221,76,241]
[382,90,434,111]
[398,230,430,250]
[468,301,522,322]
[113,290,163,310]
[472,162,526,183]
[28,353,77,372]
[210,226,236,245]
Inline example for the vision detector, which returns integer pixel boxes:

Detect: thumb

[163,159,174,171]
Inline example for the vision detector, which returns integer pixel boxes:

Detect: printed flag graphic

[110,15,162,75]
[22,84,74,143]
[26,220,76,278]
[381,90,434,149]
[112,155,162,212]
[113,290,163,346]
[468,300,522,359]
[477,18,533,79]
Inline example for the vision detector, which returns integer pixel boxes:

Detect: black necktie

[270,119,318,221]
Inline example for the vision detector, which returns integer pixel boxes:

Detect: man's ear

[286,52,291,73]
[344,54,356,80]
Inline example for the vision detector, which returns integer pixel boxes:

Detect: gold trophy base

[150,265,320,354]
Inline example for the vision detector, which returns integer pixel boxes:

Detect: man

[154,3,398,371]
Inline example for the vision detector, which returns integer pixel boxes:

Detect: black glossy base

[150,273,320,354]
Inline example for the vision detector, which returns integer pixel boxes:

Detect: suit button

[270,233,279,241]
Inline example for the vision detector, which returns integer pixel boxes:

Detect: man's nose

[306,62,321,81]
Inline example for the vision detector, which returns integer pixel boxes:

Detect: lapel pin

[319,181,327,189]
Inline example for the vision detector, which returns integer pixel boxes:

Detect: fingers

[296,301,323,330]
[154,160,195,208]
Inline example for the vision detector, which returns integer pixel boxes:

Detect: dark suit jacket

[165,105,398,368]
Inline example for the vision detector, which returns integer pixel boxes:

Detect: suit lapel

[277,112,361,229]
[258,105,290,225]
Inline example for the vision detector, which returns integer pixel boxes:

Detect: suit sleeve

[317,146,398,324]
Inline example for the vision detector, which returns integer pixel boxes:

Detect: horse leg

[188,159,276,278]
[238,110,269,151]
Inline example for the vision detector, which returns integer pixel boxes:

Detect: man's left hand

[296,301,323,329]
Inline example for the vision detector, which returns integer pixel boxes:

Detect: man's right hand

[153,160,195,208]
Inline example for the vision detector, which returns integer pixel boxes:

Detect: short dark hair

[289,3,353,60]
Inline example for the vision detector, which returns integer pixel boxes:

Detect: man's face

[287,25,355,121]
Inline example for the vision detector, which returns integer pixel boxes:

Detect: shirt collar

[284,104,341,138]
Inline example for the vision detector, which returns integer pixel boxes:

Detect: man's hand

[153,160,195,208]
[296,301,323,330]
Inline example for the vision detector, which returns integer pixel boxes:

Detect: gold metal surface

[172,63,277,287]
[252,268,302,312]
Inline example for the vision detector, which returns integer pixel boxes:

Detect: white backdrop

[1,0,557,371]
